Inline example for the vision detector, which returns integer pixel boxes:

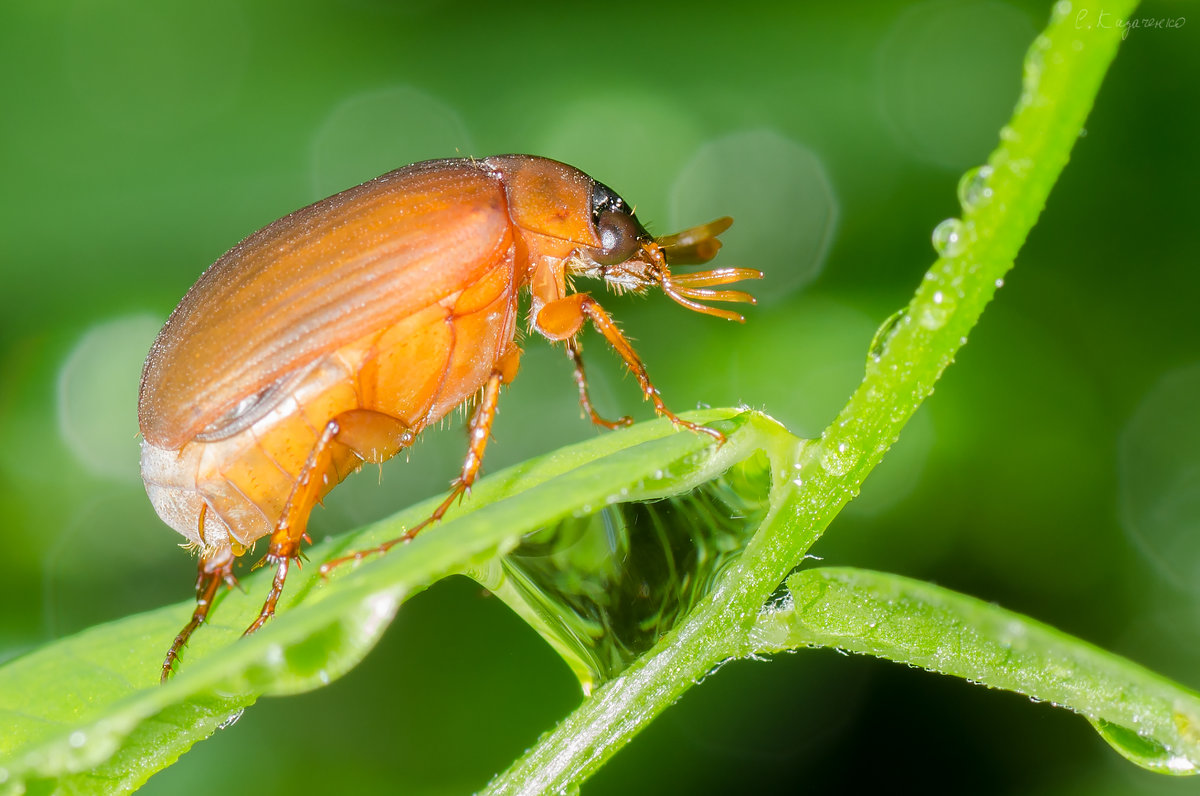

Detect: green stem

[486,1,1135,791]
[791,0,1134,522]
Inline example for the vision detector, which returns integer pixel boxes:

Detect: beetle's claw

[319,547,375,578]
[676,418,726,446]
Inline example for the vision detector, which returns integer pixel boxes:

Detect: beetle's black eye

[590,180,647,265]
[590,180,631,224]
[593,210,642,265]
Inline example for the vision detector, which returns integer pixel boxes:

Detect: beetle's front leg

[536,292,724,443]
[566,337,633,430]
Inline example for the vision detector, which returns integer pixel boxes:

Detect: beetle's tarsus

[161,555,236,683]
[243,556,293,637]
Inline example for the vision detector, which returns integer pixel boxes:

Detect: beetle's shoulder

[140,158,514,449]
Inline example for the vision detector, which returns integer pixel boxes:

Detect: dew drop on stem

[932,218,966,257]
[957,165,994,213]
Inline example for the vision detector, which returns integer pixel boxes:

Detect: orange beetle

[140,155,760,681]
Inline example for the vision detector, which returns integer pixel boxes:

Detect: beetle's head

[482,155,762,319]
[570,180,762,322]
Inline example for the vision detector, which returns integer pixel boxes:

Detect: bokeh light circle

[310,85,473,198]
[56,314,162,482]
[536,92,703,225]
[1120,362,1200,594]
[670,129,838,304]
[876,0,1034,170]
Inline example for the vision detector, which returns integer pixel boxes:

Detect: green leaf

[752,567,1200,775]
[0,409,781,794]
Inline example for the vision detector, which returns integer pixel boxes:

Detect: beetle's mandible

[139,155,761,681]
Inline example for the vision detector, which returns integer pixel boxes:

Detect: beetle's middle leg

[241,409,418,634]
[537,292,724,443]
[242,419,340,635]
[319,356,516,575]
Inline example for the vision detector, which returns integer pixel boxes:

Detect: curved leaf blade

[752,567,1200,775]
[0,409,770,794]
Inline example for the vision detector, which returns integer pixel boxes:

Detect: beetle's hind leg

[319,365,510,575]
[162,545,237,683]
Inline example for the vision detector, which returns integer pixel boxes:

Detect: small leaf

[752,567,1200,775]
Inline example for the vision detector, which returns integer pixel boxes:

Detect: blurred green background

[1,0,1197,792]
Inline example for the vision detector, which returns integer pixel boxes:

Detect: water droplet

[931,218,966,257]
[1078,127,1088,138]
[485,452,772,691]
[1008,157,1032,177]
[868,308,907,363]
[994,278,1005,289]
[1090,718,1200,774]
[956,165,994,212]
[217,708,244,730]
[1023,34,1051,85]
[918,292,954,331]
[318,669,331,685]
[68,731,87,748]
